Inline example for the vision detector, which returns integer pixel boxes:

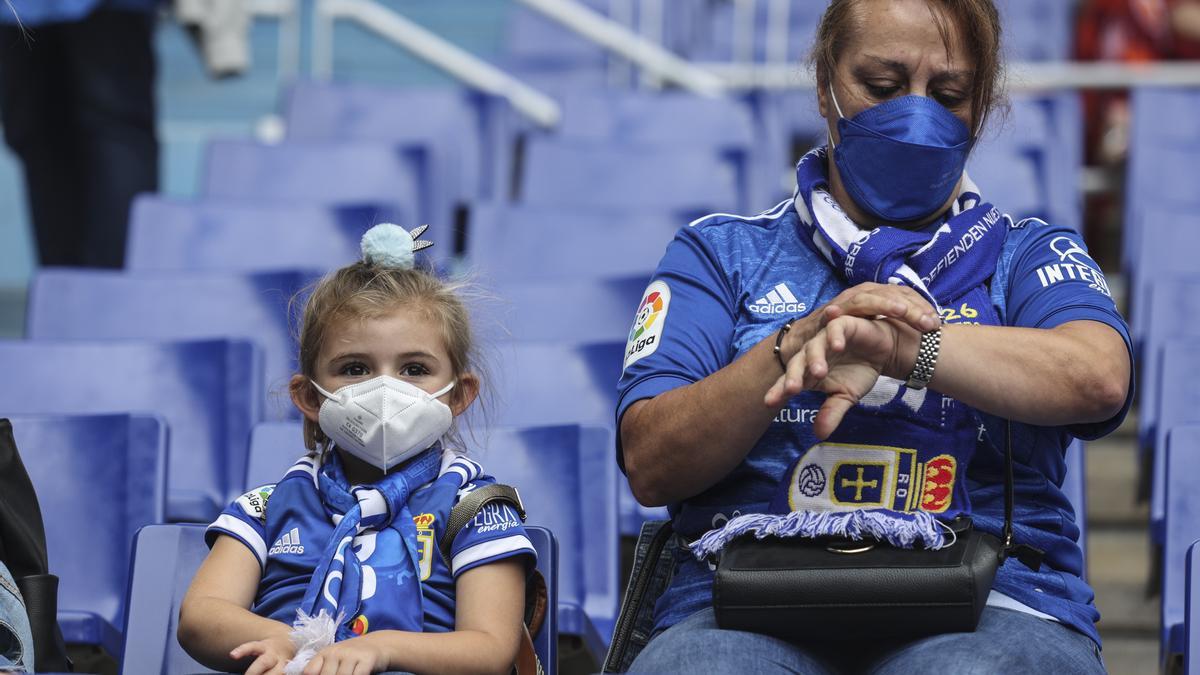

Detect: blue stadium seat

[126,195,378,273]
[555,89,757,148]
[466,203,686,281]
[490,340,663,535]
[690,0,826,63]
[8,414,167,658]
[478,275,649,343]
[0,339,263,522]
[1188,538,1200,675]
[483,425,618,661]
[1123,151,1200,280]
[244,421,308,490]
[283,82,495,203]
[1133,278,1200,452]
[1126,211,1200,345]
[27,268,314,418]
[1163,425,1200,659]
[1063,439,1088,574]
[121,523,560,675]
[995,0,1075,61]
[1153,341,1200,544]
[202,140,445,239]
[518,137,751,214]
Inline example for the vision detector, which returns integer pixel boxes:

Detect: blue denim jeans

[628,606,1105,674]
[0,562,33,672]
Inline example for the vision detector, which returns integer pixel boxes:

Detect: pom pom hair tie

[360,223,434,270]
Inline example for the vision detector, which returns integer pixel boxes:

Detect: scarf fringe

[284,609,342,675]
[688,509,947,560]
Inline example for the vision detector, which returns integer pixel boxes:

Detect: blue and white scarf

[297,446,443,640]
[691,148,1009,559]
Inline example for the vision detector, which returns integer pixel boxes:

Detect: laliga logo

[1050,236,1092,267]
[920,455,956,513]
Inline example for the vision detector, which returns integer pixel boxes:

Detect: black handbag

[711,422,1044,643]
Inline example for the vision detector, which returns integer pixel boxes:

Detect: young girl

[179,224,535,675]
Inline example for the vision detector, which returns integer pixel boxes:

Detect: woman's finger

[244,653,275,675]
[231,642,260,660]
[802,333,828,390]
[337,657,358,675]
[352,662,373,675]
[827,316,848,354]
[844,290,937,330]
[785,341,810,395]
[814,395,857,440]
[764,372,788,408]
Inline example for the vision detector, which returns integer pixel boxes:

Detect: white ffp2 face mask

[311,376,456,472]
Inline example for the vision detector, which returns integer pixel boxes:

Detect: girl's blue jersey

[207,448,535,633]
[616,201,1133,645]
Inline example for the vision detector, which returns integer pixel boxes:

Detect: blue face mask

[829,86,973,224]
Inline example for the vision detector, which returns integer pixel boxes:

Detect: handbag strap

[1001,421,1045,571]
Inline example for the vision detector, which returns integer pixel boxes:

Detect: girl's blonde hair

[292,261,483,453]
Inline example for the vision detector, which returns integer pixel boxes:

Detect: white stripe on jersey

[688,198,793,227]
[210,513,268,568]
[451,534,535,577]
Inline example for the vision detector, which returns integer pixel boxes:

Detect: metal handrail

[515,0,727,96]
[249,0,301,81]
[699,60,1200,91]
[312,0,562,128]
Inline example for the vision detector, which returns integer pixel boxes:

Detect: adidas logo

[749,283,808,315]
[269,527,305,556]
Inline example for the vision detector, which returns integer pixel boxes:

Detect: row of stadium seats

[1121,87,1200,668]
[3,5,1098,666]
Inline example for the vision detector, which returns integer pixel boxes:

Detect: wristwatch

[905,327,942,390]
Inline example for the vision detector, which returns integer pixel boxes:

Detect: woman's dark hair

[811,0,1006,131]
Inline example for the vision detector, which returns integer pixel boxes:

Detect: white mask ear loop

[827,82,847,149]
[935,519,959,550]
[310,379,339,401]
[429,380,455,399]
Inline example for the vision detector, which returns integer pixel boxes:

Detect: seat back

[1134,278,1200,449]
[524,526,559,675]
[27,269,312,417]
[283,82,489,202]
[1062,439,1087,574]
[518,138,749,214]
[202,140,443,238]
[489,341,624,430]
[0,339,262,522]
[244,421,308,490]
[126,195,376,273]
[1165,425,1200,657]
[482,425,619,655]
[1153,341,1200,543]
[556,90,757,148]
[477,275,649,343]
[121,524,223,674]
[1187,538,1200,675]
[9,414,166,654]
[466,203,685,281]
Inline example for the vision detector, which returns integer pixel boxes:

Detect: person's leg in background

[0,22,91,267]
[866,607,1106,675]
[63,8,159,269]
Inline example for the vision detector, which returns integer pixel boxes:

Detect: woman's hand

[767,315,919,439]
[777,282,938,365]
[231,635,297,675]
[301,634,389,675]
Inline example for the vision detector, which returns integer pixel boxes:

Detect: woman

[616,0,1131,672]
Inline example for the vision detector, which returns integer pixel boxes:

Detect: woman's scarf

[297,445,443,639]
[691,148,1010,560]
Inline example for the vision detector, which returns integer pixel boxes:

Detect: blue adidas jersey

[207,449,535,634]
[616,198,1133,645]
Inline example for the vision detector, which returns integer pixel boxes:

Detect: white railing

[311,0,562,128]
[515,0,726,96]
[249,0,302,82]
[699,60,1200,91]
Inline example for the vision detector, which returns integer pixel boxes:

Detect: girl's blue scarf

[691,148,1010,560]
[297,445,443,640]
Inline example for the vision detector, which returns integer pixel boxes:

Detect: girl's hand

[767,315,919,439]
[231,635,296,675]
[302,634,389,675]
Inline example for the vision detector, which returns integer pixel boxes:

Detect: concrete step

[1088,438,1150,528]
[1100,636,1160,675]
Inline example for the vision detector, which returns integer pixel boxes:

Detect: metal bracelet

[905,327,942,390]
